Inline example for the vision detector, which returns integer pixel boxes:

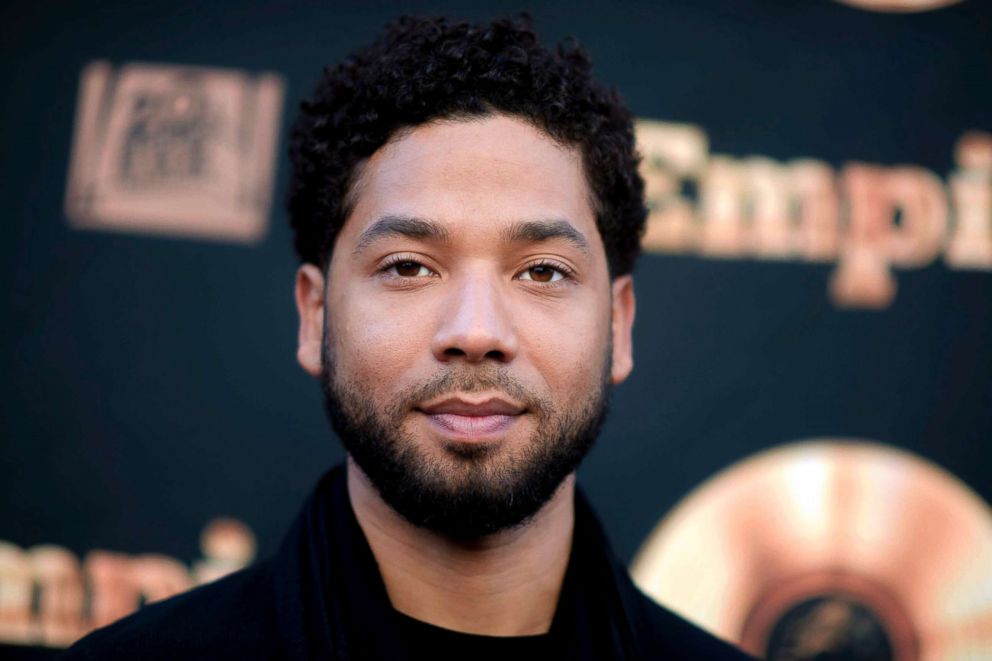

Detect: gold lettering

[0,543,33,643]
[742,158,793,257]
[701,156,746,256]
[832,165,896,308]
[885,167,948,267]
[636,120,706,251]
[29,546,85,647]
[0,518,257,648]
[947,131,992,269]
[832,164,947,306]
[132,554,193,603]
[85,551,141,630]
[634,118,988,309]
[788,160,840,261]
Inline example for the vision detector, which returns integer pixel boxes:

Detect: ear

[294,263,325,378]
[610,275,636,385]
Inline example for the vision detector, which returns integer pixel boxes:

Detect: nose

[431,275,518,364]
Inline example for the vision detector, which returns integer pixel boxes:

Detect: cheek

[328,289,431,391]
[520,303,610,392]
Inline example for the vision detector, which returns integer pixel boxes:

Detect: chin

[439,437,502,460]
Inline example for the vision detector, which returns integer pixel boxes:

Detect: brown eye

[530,266,554,282]
[519,264,564,283]
[389,261,432,277]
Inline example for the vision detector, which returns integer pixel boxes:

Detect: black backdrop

[1,0,990,655]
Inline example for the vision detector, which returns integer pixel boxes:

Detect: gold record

[631,440,992,660]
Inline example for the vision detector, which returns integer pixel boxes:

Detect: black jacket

[65,466,754,660]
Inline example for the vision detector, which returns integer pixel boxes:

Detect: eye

[385,259,435,278]
[517,263,566,283]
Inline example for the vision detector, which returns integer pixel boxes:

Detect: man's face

[295,114,635,537]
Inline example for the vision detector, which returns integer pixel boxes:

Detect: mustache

[392,367,550,415]
[320,337,553,418]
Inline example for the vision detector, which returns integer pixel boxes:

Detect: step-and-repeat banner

[1,1,989,658]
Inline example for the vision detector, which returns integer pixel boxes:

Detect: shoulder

[626,585,756,659]
[62,560,279,661]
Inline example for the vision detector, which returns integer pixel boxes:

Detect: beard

[319,333,611,539]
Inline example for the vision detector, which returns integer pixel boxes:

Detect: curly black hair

[287,14,646,277]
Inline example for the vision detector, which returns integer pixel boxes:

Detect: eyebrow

[503,219,590,254]
[353,215,451,255]
[352,215,590,255]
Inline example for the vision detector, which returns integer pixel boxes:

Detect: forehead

[339,114,600,250]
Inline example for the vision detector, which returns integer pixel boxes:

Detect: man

[66,15,752,660]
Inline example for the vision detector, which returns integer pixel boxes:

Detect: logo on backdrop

[631,440,992,660]
[64,61,284,243]
[636,121,992,308]
[0,518,256,648]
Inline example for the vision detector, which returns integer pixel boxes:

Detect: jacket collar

[271,465,643,660]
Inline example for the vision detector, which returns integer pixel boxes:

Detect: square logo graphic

[65,61,284,243]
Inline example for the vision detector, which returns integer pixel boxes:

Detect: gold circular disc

[631,440,992,660]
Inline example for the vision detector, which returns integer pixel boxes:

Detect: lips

[419,396,524,417]
[417,396,525,440]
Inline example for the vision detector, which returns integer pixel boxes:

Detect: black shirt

[394,610,554,660]
[64,465,754,660]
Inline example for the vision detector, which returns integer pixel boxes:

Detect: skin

[294,113,636,636]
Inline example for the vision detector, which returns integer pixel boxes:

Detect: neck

[346,457,575,637]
